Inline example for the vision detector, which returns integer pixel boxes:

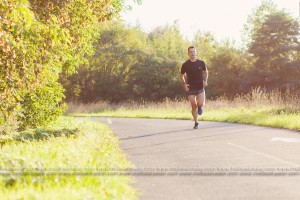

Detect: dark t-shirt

[181,59,206,90]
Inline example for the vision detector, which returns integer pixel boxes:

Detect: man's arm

[203,70,208,86]
[180,73,189,92]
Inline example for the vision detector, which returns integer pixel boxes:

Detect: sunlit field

[67,88,300,131]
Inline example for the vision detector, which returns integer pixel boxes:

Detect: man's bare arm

[180,73,189,91]
[203,70,208,81]
[180,73,186,85]
[203,70,208,87]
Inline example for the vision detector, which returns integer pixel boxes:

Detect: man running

[180,46,208,129]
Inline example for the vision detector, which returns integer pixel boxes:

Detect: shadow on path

[120,129,192,140]
[124,128,264,150]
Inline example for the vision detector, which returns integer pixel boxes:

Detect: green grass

[70,107,300,131]
[67,88,300,131]
[0,117,138,200]
[74,108,191,120]
[202,107,300,130]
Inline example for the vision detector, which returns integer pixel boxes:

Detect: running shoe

[198,107,203,115]
[193,123,199,129]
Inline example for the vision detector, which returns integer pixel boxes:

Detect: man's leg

[197,90,205,114]
[188,95,198,125]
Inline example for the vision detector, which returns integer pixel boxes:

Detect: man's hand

[184,84,190,92]
[203,80,208,87]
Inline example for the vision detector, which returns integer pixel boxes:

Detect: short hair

[188,46,195,52]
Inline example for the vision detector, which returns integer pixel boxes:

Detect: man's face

[188,48,196,59]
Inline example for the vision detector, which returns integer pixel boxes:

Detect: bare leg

[188,95,198,123]
[196,90,205,109]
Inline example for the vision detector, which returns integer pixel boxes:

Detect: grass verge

[70,107,300,131]
[0,117,138,200]
[67,88,300,131]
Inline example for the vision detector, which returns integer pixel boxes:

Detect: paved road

[86,117,300,200]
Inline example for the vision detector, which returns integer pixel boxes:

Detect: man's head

[188,46,197,60]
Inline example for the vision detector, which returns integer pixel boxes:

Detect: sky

[121,0,300,43]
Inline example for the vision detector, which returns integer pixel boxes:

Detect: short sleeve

[180,63,186,74]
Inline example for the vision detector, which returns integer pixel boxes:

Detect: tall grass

[209,87,300,112]
[65,98,189,114]
[67,88,300,130]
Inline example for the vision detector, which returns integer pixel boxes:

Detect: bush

[0,0,130,131]
[18,82,67,130]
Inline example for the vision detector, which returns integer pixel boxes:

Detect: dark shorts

[187,89,204,96]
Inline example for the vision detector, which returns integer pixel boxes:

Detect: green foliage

[60,22,147,102]
[1,0,131,131]
[148,21,189,61]
[244,9,300,91]
[208,40,252,97]
[128,55,181,100]
[60,21,186,102]
[60,0,300,103]
[242,0,277,48]
[192,32,217,66]
[18,82,67,130]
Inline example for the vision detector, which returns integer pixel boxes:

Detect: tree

[148,22,189,62]
[208,40,251,97]
[244,11,300,91]
[192,31,217,66]
[0,0,134,131]
[60,21,149,102]
[127,55,181,101]
[60,21,186,102]
[242,0,277,49]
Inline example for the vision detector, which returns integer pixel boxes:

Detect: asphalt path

[85,117,300,200]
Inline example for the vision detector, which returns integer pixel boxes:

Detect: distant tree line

[60,1,300,103]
